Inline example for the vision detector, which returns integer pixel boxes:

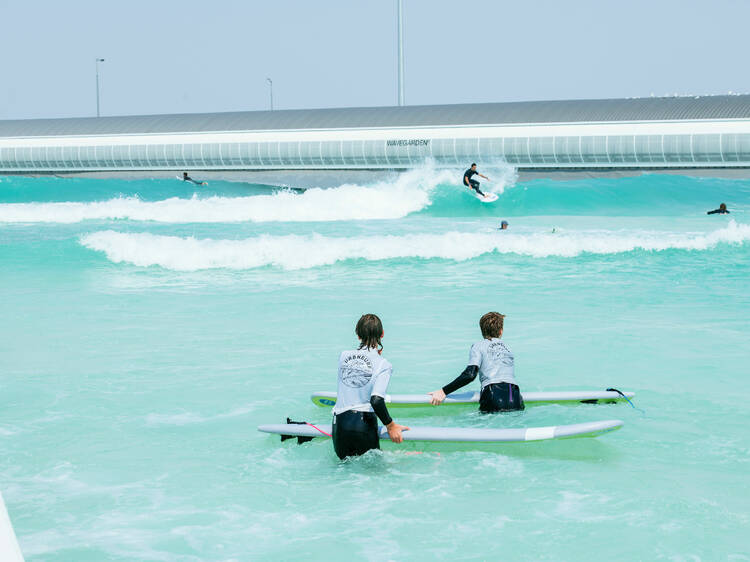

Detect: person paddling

[332,314,409,459]
[463,163,489,197]
[428,312,524,413]
[182,172,206,186]
[707,203,730,215]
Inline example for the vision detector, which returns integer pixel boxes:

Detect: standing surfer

[332,314,409,459]
[427,312,524,413]
[463,163,489,197]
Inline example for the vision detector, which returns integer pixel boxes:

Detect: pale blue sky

[2,0,749,120]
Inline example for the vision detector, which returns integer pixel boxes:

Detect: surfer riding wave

[463,163,489,197]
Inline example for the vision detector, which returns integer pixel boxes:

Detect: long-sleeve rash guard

[441,365,479,395]
[370,395,393,426]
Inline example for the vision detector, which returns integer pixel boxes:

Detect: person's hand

[386,421,410,443]
[428,389,446,405]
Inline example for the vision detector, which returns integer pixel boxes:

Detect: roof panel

[2,95,750,138]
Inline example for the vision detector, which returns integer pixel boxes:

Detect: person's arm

[707,209,717,214]
[371,361,409,442]
[370,395,392,425]
[463,174,469,186]
[370,396,409,442]
[428,365,479,405]
[479,173,489,180]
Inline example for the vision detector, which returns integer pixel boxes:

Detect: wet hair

[356,313,384,352]
[479,312,505,339]
[471,163,477,167]
[720,203,727,210]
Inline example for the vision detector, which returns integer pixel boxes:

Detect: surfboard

[0,491,23,562]
[475,192,498,203]
[258,419,623,443]
[311,389,635,408]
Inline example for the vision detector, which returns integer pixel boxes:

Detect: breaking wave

[0,161,516,224]
[79,221,750,271]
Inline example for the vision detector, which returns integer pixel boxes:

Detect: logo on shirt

[488,341,514,366]
[341,354,373,388]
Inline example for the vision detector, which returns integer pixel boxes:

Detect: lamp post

[397,0,404,106]
[95,58,105,117]
[266,77,273,110]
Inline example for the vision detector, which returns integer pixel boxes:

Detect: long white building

[2,96,750,172]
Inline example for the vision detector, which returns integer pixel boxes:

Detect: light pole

[266,77,273,110]
[95,58,105,117]
[397,0,404,106]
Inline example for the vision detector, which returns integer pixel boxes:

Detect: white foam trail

[80,221,750,271]
[0,162,466,223]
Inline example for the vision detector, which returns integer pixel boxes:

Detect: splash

[0,161,479,223]
[80,221,750,271]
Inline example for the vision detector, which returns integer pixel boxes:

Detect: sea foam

[79,221,750,271]
[0,162,512,223]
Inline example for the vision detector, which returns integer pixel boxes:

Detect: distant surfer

[463,163,489,197]
[182,172,206,186]
[428,312,524,413]
[332,314,409,459]
[499,220,509,230]
[707,203,729,215]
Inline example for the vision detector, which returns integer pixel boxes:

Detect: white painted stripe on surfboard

[524,426,556,441]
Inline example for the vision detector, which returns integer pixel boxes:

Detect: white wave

[80,221,750,271]
[0,161,480,223]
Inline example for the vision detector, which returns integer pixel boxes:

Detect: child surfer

[428,312,524,413]
[332,314,409,459]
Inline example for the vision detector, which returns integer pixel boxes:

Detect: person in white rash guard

[427,312,524,413]
[332,314,409,459]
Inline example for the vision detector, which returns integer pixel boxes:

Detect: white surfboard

[0,491,23,562]
[258,419,623,443]
[475,191,498,202]
[311,389,635,408]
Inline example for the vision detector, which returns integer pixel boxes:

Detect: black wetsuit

[183,175,203,185]
[332,396,393,459]
[707,208,730,214]
[442,365,525,413]
[463,169,485,196]
[332,411,380,458]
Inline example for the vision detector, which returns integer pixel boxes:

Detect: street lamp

[266,77,273,111]
[396,0,404,106]
[95,58,105,117]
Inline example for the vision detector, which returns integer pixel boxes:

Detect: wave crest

[80,221,750,271]
[0,161,512,223]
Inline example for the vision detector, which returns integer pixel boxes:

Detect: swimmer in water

[332,314,409,459]
[182,172,206,186]
[428,312,524,413]
[707,203,730,215]
[499,220,509,230]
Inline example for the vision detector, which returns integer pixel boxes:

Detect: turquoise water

[1,167,749,560]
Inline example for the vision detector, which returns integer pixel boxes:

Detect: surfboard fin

[282,418,316,444]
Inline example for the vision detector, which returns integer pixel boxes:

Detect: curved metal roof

[3,95,750,138]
